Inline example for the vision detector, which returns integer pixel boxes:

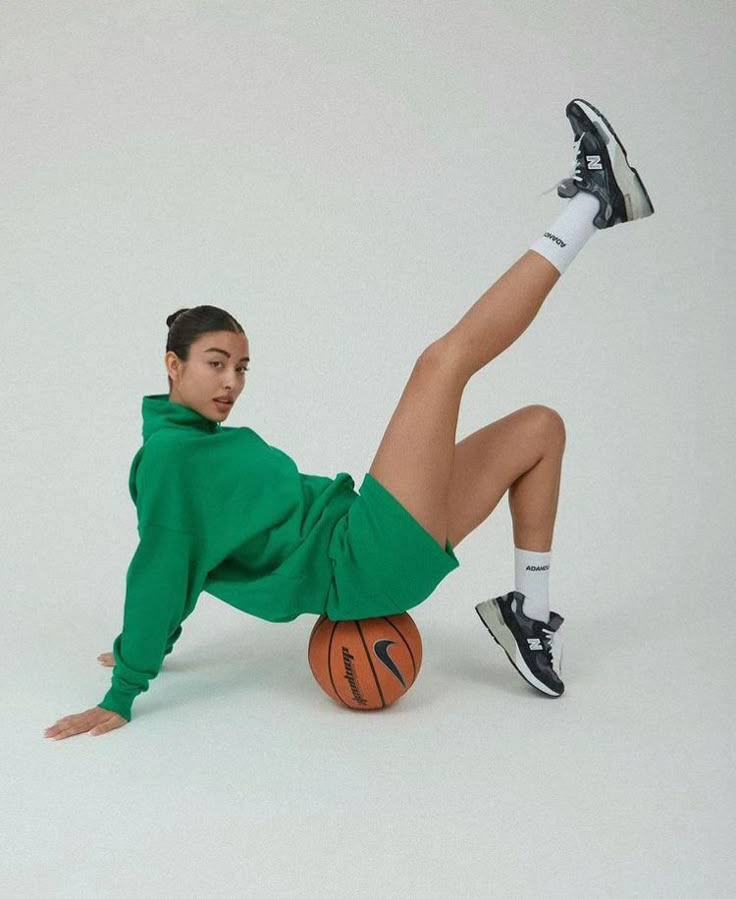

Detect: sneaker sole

[475,600,561,697]
[570,98,655,224]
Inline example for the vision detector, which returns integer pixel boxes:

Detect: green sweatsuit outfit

[97,394,459,720]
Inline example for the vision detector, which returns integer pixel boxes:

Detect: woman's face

[166,330,250,421]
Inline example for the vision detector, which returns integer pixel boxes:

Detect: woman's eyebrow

[204,347,250,362]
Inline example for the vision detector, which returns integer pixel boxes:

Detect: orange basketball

[308,612,423,710]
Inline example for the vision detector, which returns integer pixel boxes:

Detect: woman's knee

[418,337,471,382]
[522,404,566,446]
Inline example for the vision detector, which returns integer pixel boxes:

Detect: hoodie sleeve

[97,524,196,722]
[164,622,184,657]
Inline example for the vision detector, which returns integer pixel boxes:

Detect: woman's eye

[210,361,249,373]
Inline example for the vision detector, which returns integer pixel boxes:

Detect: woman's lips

[213,399,232,411]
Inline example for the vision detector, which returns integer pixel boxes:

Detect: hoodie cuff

[97,690,133,722]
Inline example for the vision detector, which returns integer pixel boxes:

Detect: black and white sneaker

[542,97,655,229]
[475,591,565,697]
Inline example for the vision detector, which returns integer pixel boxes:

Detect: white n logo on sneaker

[586,154,603,170]
[527,638,543,651]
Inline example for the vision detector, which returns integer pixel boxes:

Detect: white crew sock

[514,547,551,622]
[530,190,600,275]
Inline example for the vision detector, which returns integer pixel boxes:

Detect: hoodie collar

[142,394,220,441]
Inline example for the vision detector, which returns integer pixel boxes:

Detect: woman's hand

[44,707,128,740]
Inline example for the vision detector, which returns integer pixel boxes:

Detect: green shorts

[324,472,460,621]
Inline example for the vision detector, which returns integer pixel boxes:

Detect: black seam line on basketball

[309,615,335,690]
[308,615,327,678]
[308,614,325,657]
[382,616,416,679]
[327,620,351,708]
[355,620,386,709]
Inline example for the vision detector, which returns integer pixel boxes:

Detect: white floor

[10,570,732,898]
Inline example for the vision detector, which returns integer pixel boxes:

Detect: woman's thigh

[446,405,566,548]
[367,341,469,550]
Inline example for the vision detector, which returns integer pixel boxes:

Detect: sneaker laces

[508,593,563,674]
[540,622,563,675]
[537,131,587,199]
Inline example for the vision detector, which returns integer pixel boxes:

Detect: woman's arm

[164,622,184,656]
[98,621,183,668]
[96,524,195,722]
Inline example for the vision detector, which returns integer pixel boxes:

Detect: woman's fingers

[44,713,84,739]
[44,715,70,739]
[44,707,128,740]
[97,652,114,667]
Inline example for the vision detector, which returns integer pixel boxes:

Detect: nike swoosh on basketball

[373,639,406,687]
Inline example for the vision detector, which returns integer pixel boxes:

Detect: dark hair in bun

[165,304,245,391]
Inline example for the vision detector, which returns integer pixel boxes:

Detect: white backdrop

[3,1,734,896]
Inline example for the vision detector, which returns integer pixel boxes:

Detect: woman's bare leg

[368,250,561,548]
[442,250,561,377]
[444,405,566,551]
[509,446,565,553]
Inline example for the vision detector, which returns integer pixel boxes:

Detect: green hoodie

[97,394,357,721]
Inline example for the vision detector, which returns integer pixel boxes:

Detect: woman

[44,98,654,739]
